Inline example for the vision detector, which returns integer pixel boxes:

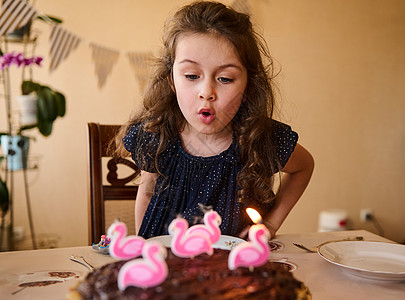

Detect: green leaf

[38,87,57,122]
[37,91,50,121]
[55,92,66,117]
[21,80,40,95]
[46,92,58,122]
[37,118,53,136]
[37,15,63,24]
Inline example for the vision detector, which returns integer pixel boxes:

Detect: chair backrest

[87,122,140,245]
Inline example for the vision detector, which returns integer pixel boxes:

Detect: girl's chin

[196,124,233,137]
[182,120,232,137]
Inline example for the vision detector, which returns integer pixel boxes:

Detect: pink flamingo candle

[107,221,146,260]
[187,210,222,244]
[118,241,168,290]
[169,217,214,258]
[228,224,270,271]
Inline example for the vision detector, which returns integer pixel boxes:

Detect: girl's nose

[198,80,216,101]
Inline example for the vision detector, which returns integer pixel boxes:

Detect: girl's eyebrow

[178,59,243,71]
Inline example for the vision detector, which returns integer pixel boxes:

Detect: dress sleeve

[122,123,159,172]
[272,120,298,170]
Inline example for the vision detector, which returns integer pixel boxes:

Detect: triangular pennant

[127,52,153,92]
[89,43,119,89]
[49,24,81,72]
[230,0,251,15]
[0,0,38,37]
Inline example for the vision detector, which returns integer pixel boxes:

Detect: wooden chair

[87,122,140,245]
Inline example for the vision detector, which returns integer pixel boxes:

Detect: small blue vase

[0,135,30,170]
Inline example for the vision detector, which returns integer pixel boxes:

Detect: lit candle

[238,207,263,239]
[228,224,270,271]
[246,207,263,224]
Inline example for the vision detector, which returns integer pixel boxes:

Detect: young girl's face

[172,33,247,139]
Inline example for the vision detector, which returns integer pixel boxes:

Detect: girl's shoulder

[270,119,298,143]
[122,122,160,154]
[269,119,299,168]
[122,122,162,172]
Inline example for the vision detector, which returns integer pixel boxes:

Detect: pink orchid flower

[0,52,43,70]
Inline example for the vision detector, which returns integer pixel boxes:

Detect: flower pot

[17,94,38,126]
[0,135,30,170]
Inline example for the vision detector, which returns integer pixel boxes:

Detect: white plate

[318,241,405,282]
[148,235,244,250]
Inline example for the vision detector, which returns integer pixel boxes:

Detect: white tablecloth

[0,230,404,300]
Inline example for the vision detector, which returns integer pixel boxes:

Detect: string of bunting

[1,0,250,90]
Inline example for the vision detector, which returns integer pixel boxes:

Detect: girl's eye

[218,77,233,83]
[185,74,199,80]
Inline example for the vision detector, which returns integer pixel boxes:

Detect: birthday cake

[68,247,310,300]
[69,213,310,299]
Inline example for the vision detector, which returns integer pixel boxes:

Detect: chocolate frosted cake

[69,248,310,300]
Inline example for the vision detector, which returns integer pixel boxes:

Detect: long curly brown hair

[115,1,281,205]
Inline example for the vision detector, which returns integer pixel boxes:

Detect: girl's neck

[179,126,233,157]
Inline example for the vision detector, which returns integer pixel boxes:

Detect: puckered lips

[198,108,215,124]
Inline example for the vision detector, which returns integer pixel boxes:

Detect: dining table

[0,229,404,300]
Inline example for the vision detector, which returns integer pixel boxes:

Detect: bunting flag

[49,24,81,72]
[127,51,153,92]
[89,43,119,89]
[0,0,38,37]
[230,0,251,15]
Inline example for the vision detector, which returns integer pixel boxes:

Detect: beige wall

[1,0,404,249]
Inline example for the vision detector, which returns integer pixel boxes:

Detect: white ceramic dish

[318,241,405,282]
[148,234,244,250]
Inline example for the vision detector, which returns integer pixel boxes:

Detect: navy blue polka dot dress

[123,120,298,239]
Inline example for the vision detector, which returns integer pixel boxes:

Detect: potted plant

[0,51,66,130]
[19,80,66,137]
[0,51,67,136]
[0,51,39,171]
[0,51,66,172]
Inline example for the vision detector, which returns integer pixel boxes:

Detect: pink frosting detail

[169,217,213,258]
[228,224,270,270]
[107,221,145,260]
[187,210,222,244]
[117,241,168,290]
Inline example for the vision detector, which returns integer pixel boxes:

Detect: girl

[115,1,314,239]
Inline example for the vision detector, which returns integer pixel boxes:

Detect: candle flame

[246,208,262,224]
